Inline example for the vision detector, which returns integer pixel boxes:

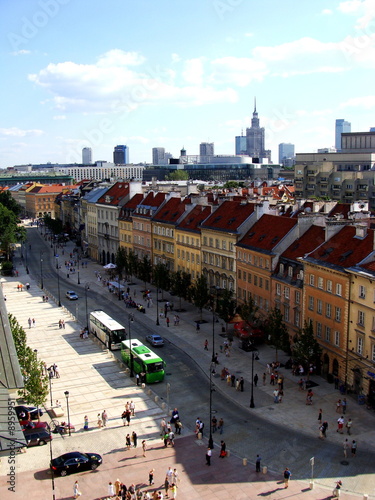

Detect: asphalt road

[24,227,375,490]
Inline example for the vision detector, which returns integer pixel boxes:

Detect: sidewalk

[2,226,375,498]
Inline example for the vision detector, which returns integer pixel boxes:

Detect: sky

[1,0,375,168]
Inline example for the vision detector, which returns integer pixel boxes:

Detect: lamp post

[49,374,53,406]
[208,285,219,450]
[56,257,61,307]
[48,422,56,500]
[250,350,255,408]
[64,391,71,436]
[118,276,122,301]
[25,242,29,274]
[40,251,44,289]
[128,313,134,377]
[156,287,160,326]
[77,255,80,285]
[85,283,90,330]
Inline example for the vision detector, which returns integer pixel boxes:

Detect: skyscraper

[246,99,271,163]
[335,119,351,151]
[113,145,129,164]
[278,143,295,166]
[82,147,92,164]
[235,131,247,155]
[199,142,214,156]
[152,147,165,165]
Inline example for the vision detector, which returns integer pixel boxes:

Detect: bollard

[363,495,368,500]
[226,450,230,457]
[242,458,247,466]
[197,432,202,440]
[309,481,314,490]
[161,402,166,410]
[141,383,145,389]
[155,396,159,402]
[147,389,152,395]
[262,466,267,474]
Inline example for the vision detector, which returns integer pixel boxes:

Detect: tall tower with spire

[245,98,271,163]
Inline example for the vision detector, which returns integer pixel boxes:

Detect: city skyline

[1,0,375,168]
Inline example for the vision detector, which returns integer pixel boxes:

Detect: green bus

[121,339,165,383]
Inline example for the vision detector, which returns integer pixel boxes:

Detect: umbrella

[103,263,117,269]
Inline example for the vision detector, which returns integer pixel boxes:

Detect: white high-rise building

[152,147,165,165]
[199,142,214,156]
[335,119,351,151]
[82,147,92,164]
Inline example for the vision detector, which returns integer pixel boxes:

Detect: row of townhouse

[56,181,375,403]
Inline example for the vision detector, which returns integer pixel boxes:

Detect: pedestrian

[161,417,167,435]
[73,480,81,498]
[341,398,347,414]
[256,454,261,472]
[121,410,127,426]
[351,440,357,457]
[164,476,170,497]
[126,409,131,426]
[170,483,177,500]
[54,364,60,378]
[332,480,342,498]
[132,430,138,448]
[204,339,208,350]
[283,467,291,488]
[142,440,147,457]
[115,479,122,497]
[254,373,258,387]
[149,468,155,485]
[136,373,140,386]
[218,417,224,435]
[322,421,328,438]
[108,482,115,498]
[211,415,217,433]
[343,439,349,458]
[219,440,226,458]
[59,319,62,329]
[83,415,89,431]
[205,447,212,466]
[278,389,284,403]
[273,389,279,403]
[262,372,266,385]
[130,400,135,416]
[97,413,103,428]
[102,409,108,427]
[318,408,322,424]
[337,416,345,434]
[231,374,236,387]
[28,318,32,329]
[239,376,244,392]
[346,418,352,435]
[336,399,342,413]
[62,319,65,329]
[196,321,200,331]
[166,316,170,327]
[306,389,313,405]
[32,318,35,327]
[126,434,131,450]
[172,468,179,487]
[121,483,127,500]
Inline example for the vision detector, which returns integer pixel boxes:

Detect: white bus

[89,310,127,350]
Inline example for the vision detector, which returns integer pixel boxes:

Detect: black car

[51,452,102,476]
[15,405,43,420]
[23,428,52,447]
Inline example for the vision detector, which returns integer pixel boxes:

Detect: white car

[146,334,164,347]
[66,291,78,300]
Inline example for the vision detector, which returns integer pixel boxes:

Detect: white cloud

[171,53,181,63]
[53,115,66,120]
[340,95,375,108]
[338,0,363,14]
[209,56,268,86]
[182,58,205,85]
[11,49,31,56]
[0,127,44,137]
[322,9,333,15]
[244,32,254,37]
[338,0,375,29]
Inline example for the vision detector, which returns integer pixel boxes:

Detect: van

[24,428,52,447]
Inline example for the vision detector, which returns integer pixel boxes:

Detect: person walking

[273,389,279,403]
[254,374,258,387]
[351,440,357,457]
[343,439,349,458]
[346,418,352,435]
[219,440,226,458]
[115,479,122,497]
[102,410,108,427]
[97,413,103,428]
[262,373,266,385]
[341,398,347,415]
[205,447,212,466]
[256,454,261,472]
[337,416,345,434]
[283,468,291,488]
[28,318,32,329]
[218,417,224,435]
[336,399,342,413]
[149,468,155,486]
[332,480,342,498]
[211,416,217,433]
[130,400,135,416]
[166,316,170,327]
[125,409,131,426]
[321,421,328,438]
[239,377,244,392]
[170,483,177,500]
[132,430,138,448]
[318,408,322,425]
[142,440,147,457]
[126,434,131,450]
[73,480,81,498]
[108,482,115,498]
[204,339,208,350]
[164,476,170,497]
[83,415,89,431]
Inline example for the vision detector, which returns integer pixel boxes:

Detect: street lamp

[64,391,71,436]
[208,285,219,450]
[156,287,160,326]
[85,283,90,330]
[25,242,29,274]
[128,313,134,377]
[56,257,61,307]
[49,375,53,407]
[48,422,56,500]
[250,349,258,408]
[77,255,80,285]
[40,251,44,289]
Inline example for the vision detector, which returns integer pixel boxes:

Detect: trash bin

[358,394,365,405]
[262,466,267,474]
[242,458,247,466]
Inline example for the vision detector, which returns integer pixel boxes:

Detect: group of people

[58,319,65,329]
[219,367,245,392]
[44,362,59,379]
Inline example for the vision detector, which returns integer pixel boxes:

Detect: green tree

[127,250,139,282]
[265,307,290,361]
[189,274,210,322]
[166,170,189,181]
[223,181,239,189]
[215,288,236,331]
[115,246,127,278]
[0,191,21,216]
[292,320,322,378]
[138,255,152,289]
[237,297,259,326]
[43,214,63,235]
[170,270,191,311]
[0,204,25,260]
[153,262,171,300]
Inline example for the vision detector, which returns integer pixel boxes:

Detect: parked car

[50,452,102,476]
[15,405,43,420]
[19,419,48,430]
[145,334,164,347]
[66,291,78,300]
[23,428,52,447]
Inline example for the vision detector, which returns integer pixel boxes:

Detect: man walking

[346,418,352,435]
[256,454,261,472]
[205,447,212,466]
[283,468,291,488]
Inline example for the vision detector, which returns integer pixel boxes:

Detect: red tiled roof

[281,225,325,260]
[152,197,191,224]
[201,201,255,231]
[29,184,76,194]
[307,225,375,268]
[360,260,375,273]
[237,214,297,251]
[123,193,144,210]
[97,181,130,206]
[177,205,212,232]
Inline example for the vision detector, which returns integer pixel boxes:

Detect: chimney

[355,224,367,239]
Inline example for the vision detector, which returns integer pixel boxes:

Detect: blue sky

[1,0,375,167]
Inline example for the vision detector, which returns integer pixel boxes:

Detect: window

[265,280,269,291]
[309,274,315,286]
[325,326,331,342]
[294,310,300,327]
[276,283,281,296]
[326,303,331,318]
[308,296,314,310]
[318,277,323,289]
[259,258,263,268]
[335,307,341,322]
[284,287,290,299]
[334,331,340,346]
[358,310,365,326]
[317,299,322,314]
[295,291,301,304]
[357,337,363,355]
[359,285,366,299]
[284,306,289,322]
[247,273,252,284]
[372,344,375,362]
[288,266,293,278]
[254,275,258,286]
[316,322,322,338]
[215,239,220,248]
[209,238,213,247]
[336,283,342,296]
[326,280,332,292]
[259,278,263,288]
[222,240,226,250]
[279,263,284,274]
